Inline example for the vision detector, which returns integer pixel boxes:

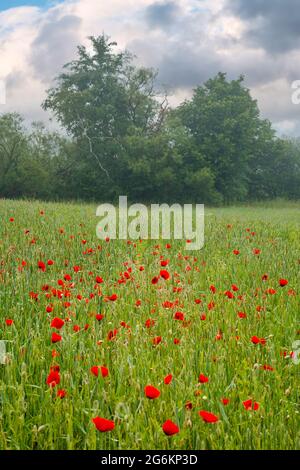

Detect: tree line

[1,35,300,204]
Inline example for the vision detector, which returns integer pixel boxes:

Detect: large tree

[175,73,276,203]
[43,35,168,200]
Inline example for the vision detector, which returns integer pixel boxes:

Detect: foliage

[1,36,300,203]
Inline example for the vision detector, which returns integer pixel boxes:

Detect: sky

[0,1,61,9]
[0,0,300,136]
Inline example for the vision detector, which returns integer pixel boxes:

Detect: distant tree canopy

[1,35,300,204]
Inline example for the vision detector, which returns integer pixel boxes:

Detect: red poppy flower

[145,318,155,328]
[95,314,104,321]
[5,319,13,326]
[73,325,80,332]
[232,284,239,292]
[144,385,160,399]
[262,364,274,371]
[199,374,209,383]
[185,401,193,410]
[251,336,265,345]
[95,276,104,284]
[238,312,247,319]
[92,417,115,432]
[251,336,260,344]
[51,318,65,330]
[161,260,169,267]
[107,294,117,301]
[162,420,179,436]
[160,270,170,280]
[153,336,162,345]
[47,259,54,266]
[210,285,217,294]
[233,250,240,255]
[262,274,269,281]
[9,217,14,222]
[199,410,219,423]
[51,332,62,343]
[174,338,180,344]
[221,398,230,406]
[100,366,109,378]
[107,329,118,341]
[90,366,99,377]
[91,365,109,378]
[162,300,174,309]
[174,311,184,321]
[253,248,261,255]
[164,374,173,385]
[279,279,288,287]
[224,290,234,299]
[38,261,46,272]
[243,399,259,411]
[151,276,159,285]
[266,288,276,296]
[46,370,60,387]
[57,389,67,399]
[200,313,206,321]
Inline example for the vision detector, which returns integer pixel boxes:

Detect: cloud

[144,1,180,29]
[130,36,221,91]
[0,0,299,136]
[225,0,300,54]
[30,12,82,83]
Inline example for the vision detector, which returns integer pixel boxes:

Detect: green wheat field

[0,199,299,450]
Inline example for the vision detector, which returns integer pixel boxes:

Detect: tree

[249,136,300,200]
[0,113,27,196]
[43,35,168,200]
[175,73,276,203]
[0,113,71,200]
[119,115,220,204]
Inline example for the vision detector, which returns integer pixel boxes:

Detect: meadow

[0,199,299,450]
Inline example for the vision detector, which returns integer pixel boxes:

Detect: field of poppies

[0,199,299,450]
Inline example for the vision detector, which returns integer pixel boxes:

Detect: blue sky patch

[0,1,61,11]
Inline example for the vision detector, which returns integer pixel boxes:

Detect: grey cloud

[157,45,221,89]
[144,1,180,29]
[30,13,82,83]
[127,1,300,135]
[226,0,300,54]
[129,35,220,90]
[130,4,221,89]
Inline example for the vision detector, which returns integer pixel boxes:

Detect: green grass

[0,198,299,450]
